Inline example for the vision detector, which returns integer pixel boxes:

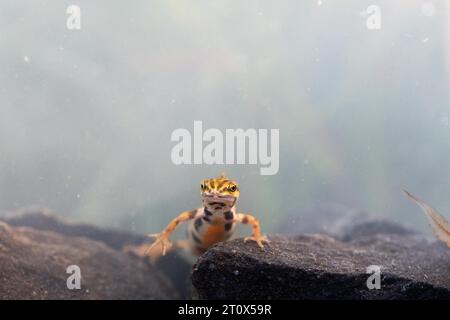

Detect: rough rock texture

[3,208,450,300]
[0,221,177,299]
[0,213,180,299]
[1,208,193,298]
[192,230,450,300]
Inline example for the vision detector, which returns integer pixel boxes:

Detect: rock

[278,202,371,236]
[4,208,447,300]
[338,218,419,242]
[1,207,148,250]
[191,232,450,299]
[153,250,196,299]
[0,220,177,299]
[0,208,194,299]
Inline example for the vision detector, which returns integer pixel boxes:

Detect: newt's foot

[124,243,160,263]
[244,235,269,249]
[145,233,173,256]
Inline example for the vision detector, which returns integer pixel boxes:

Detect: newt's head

[200,172,239,212]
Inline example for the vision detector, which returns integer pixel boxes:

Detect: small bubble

[23,56,30,63]
[233,270,239,276]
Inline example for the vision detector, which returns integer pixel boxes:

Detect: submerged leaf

[403,190,450,247]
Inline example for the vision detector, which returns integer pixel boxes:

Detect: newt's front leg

[234,213,268,249]
[146,209,198,256]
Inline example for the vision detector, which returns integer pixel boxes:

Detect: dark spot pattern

[224,211,234,220]
[194,218,203,231]
[217,180,226,189]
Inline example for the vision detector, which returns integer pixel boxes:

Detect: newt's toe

[244,236,268,249]
[144,233,173,256]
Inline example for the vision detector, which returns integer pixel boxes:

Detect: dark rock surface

[0,212,180,299]
[1,207,149,250]
[0,208,194,299]
[3,208,450,300]
[278,202,370,236]
[192,231,450,299]
[337,218,419,241]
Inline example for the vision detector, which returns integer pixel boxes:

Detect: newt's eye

[200,184,205,190]
[228,185,237,192]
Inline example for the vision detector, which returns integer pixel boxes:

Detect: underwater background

[1,0,449,239]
